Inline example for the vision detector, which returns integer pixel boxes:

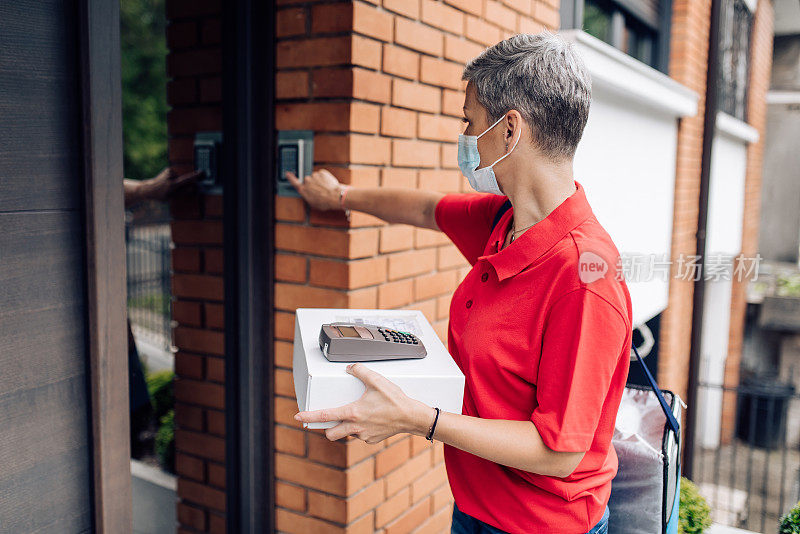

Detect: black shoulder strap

[490,198,512,233]
[489,198,680,435]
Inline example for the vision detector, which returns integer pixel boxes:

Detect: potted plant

[679,477,712,534]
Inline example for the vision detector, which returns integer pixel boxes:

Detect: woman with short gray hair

[289,30,629,534]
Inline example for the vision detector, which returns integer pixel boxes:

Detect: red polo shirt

[435,181,632,534]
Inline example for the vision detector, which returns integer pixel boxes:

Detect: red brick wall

[720,0,774,443]
[273,1,557,532]
[166,0,227,532]
[657,0,713,401]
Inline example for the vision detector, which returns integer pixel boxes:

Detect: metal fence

[692,380,800,533]
[125,203,172,353]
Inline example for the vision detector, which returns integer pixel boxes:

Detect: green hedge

[146,368,175,472]
[679,477,712,534]
[780,501,800,534]
[146,368,173,421]
[155,409,175,473]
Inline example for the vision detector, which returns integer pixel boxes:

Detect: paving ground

[131,460,177,534]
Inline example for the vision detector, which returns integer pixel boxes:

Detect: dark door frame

[77,0,132,530]
[222,0,277,532]
[77,0,279,529]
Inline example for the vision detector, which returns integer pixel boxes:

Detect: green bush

[780,501,800,533]
[146,368,174,420]
[679,477,712,534]
[155,409,175,473]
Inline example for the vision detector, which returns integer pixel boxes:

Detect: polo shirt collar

[479,180,594,282]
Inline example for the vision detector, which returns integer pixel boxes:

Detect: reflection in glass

[583,0,613,44]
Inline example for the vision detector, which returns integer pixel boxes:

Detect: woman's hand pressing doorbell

[285,169,347,212]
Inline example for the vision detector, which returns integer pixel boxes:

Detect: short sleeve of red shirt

[434,193,507,265]
[530,287,629,453]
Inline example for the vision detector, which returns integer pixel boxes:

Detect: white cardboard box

[293,308,465,429]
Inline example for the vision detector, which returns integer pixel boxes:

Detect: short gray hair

[462,31,592,161]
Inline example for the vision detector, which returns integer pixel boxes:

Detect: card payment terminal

[318,322,427,362]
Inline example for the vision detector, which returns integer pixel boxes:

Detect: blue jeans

[450,501,609,534]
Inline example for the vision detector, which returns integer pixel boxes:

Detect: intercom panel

[277,130,313,197]
[194,131,223,194]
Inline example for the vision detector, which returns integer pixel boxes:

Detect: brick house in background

[164,0,773,532]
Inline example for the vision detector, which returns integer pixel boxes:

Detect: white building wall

[697,113,758,448]
[561,29,698,327]
[576,85,681,328]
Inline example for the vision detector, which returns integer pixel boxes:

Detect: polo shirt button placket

[465,299,473,309]
[481,272,489,282]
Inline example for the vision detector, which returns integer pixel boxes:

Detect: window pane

[583,0,613,44]
[717,0,752,121]
[626,22,655,66]
[582,0,665,71]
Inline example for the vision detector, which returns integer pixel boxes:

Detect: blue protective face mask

[458,115,520,195]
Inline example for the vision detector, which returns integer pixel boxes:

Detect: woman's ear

[505,111,522,150]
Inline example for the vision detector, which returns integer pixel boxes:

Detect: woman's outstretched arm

[285,169,445,230]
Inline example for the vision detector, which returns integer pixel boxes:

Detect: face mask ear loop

[476,115,506,139]
[489,126,521,168]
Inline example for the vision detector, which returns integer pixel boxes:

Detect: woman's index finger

[284,170,302,188]
[294,405,349,423]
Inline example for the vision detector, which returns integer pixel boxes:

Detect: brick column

[273,1,557,532]
[657,0,714,401]
[165,0,227,532]
[720,0,774,444]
